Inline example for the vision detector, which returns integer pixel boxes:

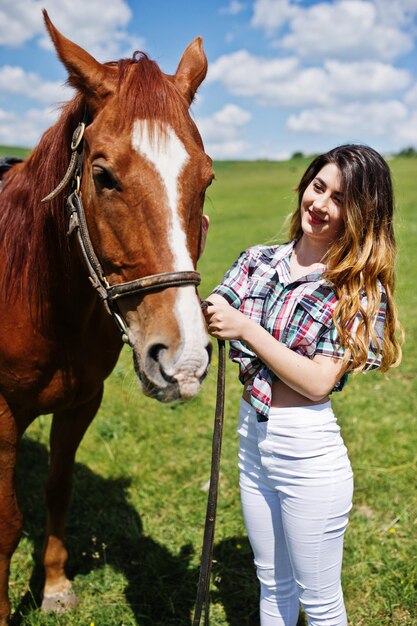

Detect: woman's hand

[202,294,253,341]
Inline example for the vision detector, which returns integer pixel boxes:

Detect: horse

[0,11,213,623]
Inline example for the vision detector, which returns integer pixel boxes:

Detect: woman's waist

[243,378,330,410]
[240,397,340,439]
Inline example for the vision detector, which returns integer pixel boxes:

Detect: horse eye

[92,165,118,191]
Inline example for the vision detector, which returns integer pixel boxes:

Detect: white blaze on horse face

[131,120,209,394]
[132,120,191,270]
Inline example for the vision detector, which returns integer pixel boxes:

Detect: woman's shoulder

[245,241,294,263]
[240,241,294,280]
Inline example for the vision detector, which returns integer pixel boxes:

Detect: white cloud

[204,140,250,159]
[197,104,251,142]
[394,110,417,146]
[206,50,304,105]
[405,83,417,107]
[280,1,413,61]
[207,50,299,87]
[251,0,297,36]
[323,60,410,98]
[220,1,247,15]
[0,1,43,46]
[373,0,417,27]
[0,66,74,105]
[0,106,58,147]
[252,0,415,62]
[287,100,408,137]
[0,0,144,61]
[210,103,252,127]
[207,50,410,107]
[196,104,252,158]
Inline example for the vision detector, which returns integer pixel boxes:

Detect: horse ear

[43,10,116,106]
[174,37,208,105]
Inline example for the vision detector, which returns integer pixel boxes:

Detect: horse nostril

[146,342,177,384]
[206,341,213,364]
[148,342,167,363]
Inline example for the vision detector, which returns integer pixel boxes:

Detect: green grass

[0,145,30,159]
[7,156,417,625]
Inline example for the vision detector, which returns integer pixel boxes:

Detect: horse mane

[0,53,189,331]
[0,94,84,324]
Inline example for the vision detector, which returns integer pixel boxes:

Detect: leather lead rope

[193,337,226,626]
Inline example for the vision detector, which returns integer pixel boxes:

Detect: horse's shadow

[13,435,276,625]
[13,436,196,625]
[13,437,307,626]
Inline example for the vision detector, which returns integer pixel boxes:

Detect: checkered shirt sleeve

[315,287,387,370]
[210,249,250,308]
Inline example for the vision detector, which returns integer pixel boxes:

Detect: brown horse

[0,11,213,623]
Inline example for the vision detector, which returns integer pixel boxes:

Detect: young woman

[203,145,402,626]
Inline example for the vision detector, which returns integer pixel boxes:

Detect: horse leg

[0,396,22,625]
[41,387,103,613]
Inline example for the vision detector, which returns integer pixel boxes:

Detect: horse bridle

[42,117,201,344]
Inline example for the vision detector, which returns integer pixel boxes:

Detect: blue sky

[1,0,417,159]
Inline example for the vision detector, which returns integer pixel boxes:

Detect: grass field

[0,146,29,159]
[3,151,417,625]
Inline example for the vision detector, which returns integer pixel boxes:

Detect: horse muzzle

[133,337,212,402]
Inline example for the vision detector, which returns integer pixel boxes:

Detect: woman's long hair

[289,144,403,372]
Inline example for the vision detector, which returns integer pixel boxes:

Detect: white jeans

[238,399,353,626]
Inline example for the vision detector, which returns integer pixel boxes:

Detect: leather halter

[42,117,201,344]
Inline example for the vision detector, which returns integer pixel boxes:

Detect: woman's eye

[92,165,118,190]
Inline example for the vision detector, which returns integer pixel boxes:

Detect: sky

[1,0,417,160]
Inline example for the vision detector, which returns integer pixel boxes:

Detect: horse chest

[0,324,121,417]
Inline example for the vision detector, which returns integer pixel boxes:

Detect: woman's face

[300,163,345,246]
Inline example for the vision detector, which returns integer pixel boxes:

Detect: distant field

[0,145,30,159]
[6,155,417,625]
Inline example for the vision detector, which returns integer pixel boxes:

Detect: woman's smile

[307,209,327,225]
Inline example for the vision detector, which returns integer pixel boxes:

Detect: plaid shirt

[211,241,386,421]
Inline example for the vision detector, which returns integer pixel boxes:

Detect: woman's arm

[203,295,346,402]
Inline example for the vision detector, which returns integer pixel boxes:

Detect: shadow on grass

[212,539,306,626]
[13,436,196,625]
[12,436,306,626]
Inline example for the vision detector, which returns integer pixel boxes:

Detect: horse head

[44,11,213,402]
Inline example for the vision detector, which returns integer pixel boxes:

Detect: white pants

[238,399,353,626]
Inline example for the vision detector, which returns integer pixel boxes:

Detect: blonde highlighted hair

[290,144,402,372]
